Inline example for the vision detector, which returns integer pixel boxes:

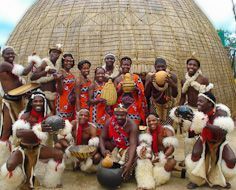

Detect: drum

[69,145,96,159]
[8,83,40,96]
[45,115,64,131]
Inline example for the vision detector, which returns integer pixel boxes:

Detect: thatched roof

[6,0,236,114]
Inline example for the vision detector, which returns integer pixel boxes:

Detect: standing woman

[56,53,76,121]
[75,60,91,112]
[88,67,109,130]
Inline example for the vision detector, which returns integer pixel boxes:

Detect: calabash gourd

[101,154,113,168]
[122,73,135,93]
[101,79,117,105]
[155,71,168,86]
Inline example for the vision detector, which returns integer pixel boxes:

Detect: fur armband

[169,107,181,123]
[163,136,178,148]
[213,116,234,133]
[12,119,30,138]
[12,64,24,76]
[32,123,48,143]
[88,137,99,147]
[158,151,167,165]
[191,81,214,93]
[136,144,152,159]
[139,133,152,146]
[28,55,42,67]
[190,111,208,134]
[57,120,73,141]
[216,104,231,117]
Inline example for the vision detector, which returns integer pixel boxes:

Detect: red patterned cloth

[108,116,129,149]
[150,124,164,154]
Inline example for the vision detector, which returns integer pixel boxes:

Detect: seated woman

[0,91,65,190]
[135,114,178,189]
[55,109,101,173]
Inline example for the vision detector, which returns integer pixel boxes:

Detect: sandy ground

[36,129,236,190]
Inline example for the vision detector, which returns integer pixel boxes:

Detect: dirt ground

[37,129,236,190]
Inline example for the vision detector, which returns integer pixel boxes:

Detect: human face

[105,55,115,67]
[32,96,44,112]
[197,96,212,113]
[81,63,90,77]
[49,49,61,63]
[155,62,166,72]
[78,110,89,125]
[147,115,158,132]
[63,56,74,71]
[95,68,105,82]
[187,59,199,76]
[114,111,127,126]
[2,48,15,63]
[121,60,131,74]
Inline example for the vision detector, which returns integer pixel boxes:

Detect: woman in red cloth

[114,56,147,126]
[75,60,91,111]
[56,54,76,121]
[88,67,110,129]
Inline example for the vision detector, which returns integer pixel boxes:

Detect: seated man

[55,109,100,172]
[135,114,178,189]
[99,104,138,181]
[0,91,65,190]
[185,92,236,189]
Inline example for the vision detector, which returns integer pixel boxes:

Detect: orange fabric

[80,79,91,110]
[56,72,76,121]
[117,74,147,125]
[90,83,110,128]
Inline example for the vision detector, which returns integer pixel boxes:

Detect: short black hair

[155,58,166,66]
[95,66,105,74]
[77,60,91,70]
[120,56,132,64]
[61,53,74,68]
[186,58,200,67]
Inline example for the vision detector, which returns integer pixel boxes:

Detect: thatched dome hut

[6,0,236,114]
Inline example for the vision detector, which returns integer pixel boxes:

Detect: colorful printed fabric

[117,74,147,125]
[79,79,91,110]
[56,72,76,121]
[108,116,129,149]
[89,83,109,128]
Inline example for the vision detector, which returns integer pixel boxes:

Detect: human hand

[102,149,111,157]
[165,75,175,87]
[47,68,57,74]
[41,121,53,132]
[122,161,132,180]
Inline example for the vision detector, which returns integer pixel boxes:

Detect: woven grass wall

[6,0,236,114]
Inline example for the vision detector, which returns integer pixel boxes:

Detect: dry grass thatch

[5,0,236,114]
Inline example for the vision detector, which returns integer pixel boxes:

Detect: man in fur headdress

[0,91,65,190]
[30,44,63,114]
[0,46,37,167]
[185,92,236,189]
[55,109,101,173]
[145,57,178,125]
[135,114,178,189]
[102,53,120,81]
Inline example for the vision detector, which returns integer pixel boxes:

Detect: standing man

[30,44,63,114]
[99,104,138,181]
[0,46,36,166]
[102,53,120,81]
[145,57,178,124]
[179,53,213,109]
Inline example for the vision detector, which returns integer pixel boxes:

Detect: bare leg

[39,146,63,161]
[1,105,13,141]
[6,150,23,171]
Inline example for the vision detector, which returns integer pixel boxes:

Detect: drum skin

[45,115,64,131]
[97,163,123,188]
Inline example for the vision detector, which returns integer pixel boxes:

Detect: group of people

[0,44,235,190]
